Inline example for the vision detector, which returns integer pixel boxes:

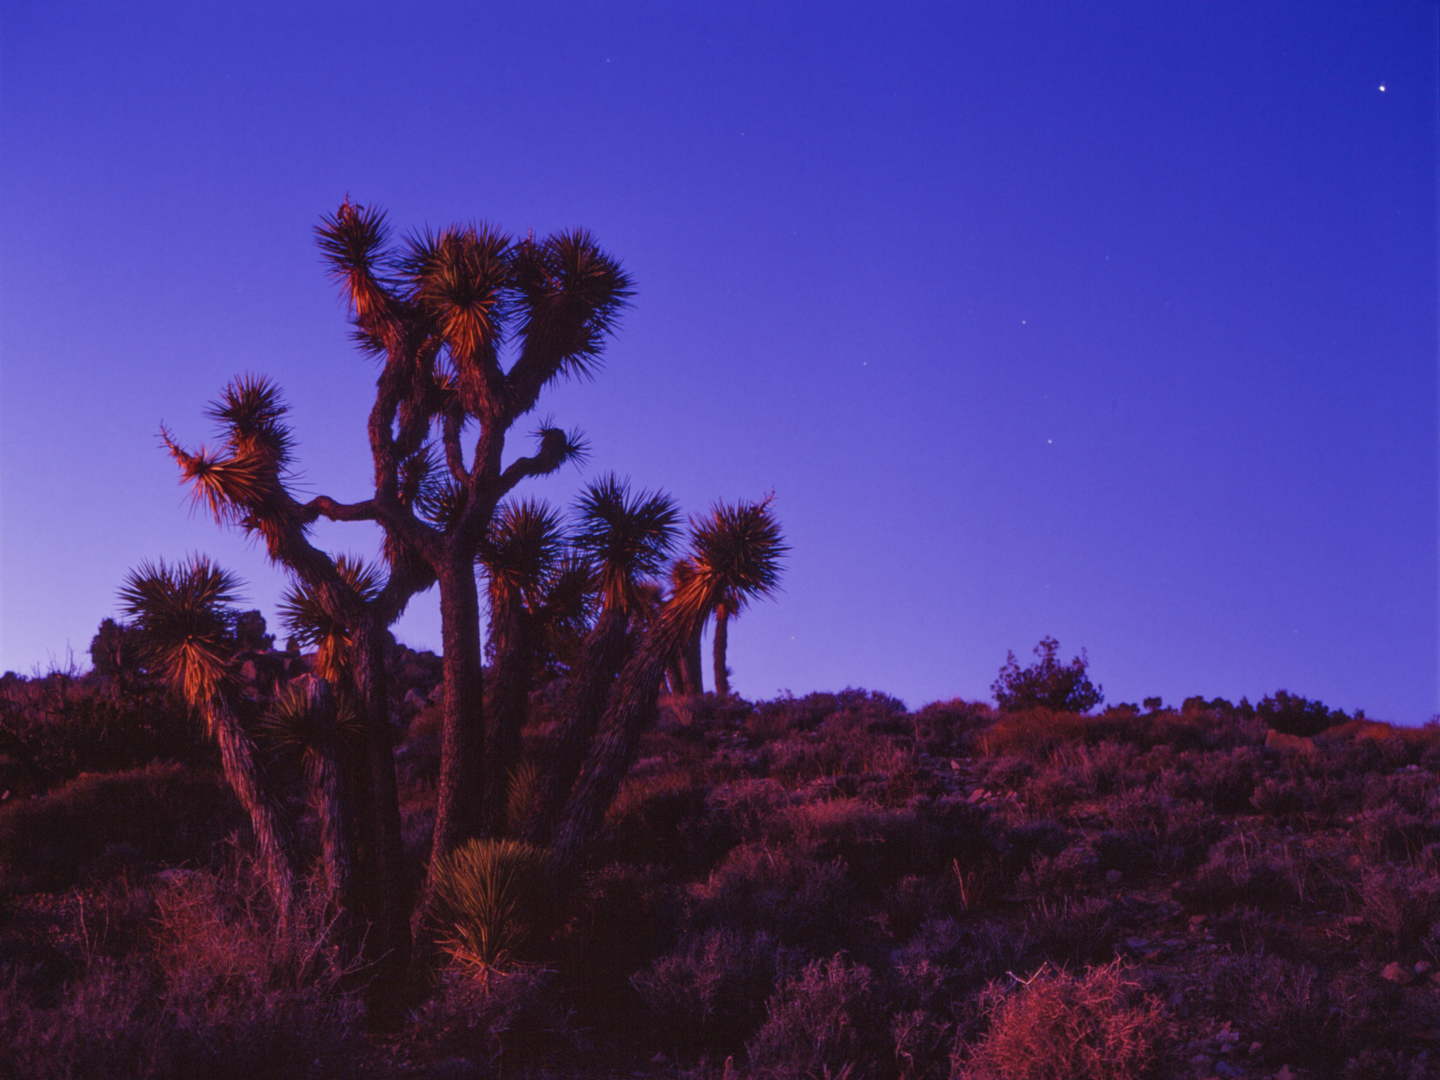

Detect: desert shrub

[690,842,864,956]
[554,862,680,1023]
[957,960,1170,1080]
[0,763,240,893]
[1365,771,1440,818]
[746,953,885,1079]
[1104,790,1216,872]
[911,698,993,757]
[1251,776,1308,822]
[976,754,1034,792]
[1018,767,1086,821]
[779,799,948,898]
[992,637,1103,715]
[1357,804,1434,864]
[603,770,733,874]
[0,672,203,791]
[631,927,793,1057]
[996,820,1075,875]
[897,919,1031,996]
[409,966,573,1071]
[978,709,1092,758]
[1025,895,1121,966]
[1206,954,1352,1070]
[431,839,558,974]
[1359,865,1440,949]
[0,866,366,1080]
[1174,835,1301,913]
[1182,746,1265,814]
[1019,842,1097,896]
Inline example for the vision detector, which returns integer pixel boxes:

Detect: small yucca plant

[432,839,557,976]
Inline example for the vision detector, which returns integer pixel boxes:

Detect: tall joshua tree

[311,202,632,868]
[119,557,297,919]
[553,496,786,867]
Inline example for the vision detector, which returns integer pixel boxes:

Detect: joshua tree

[118,557,297,919]
[311,202,632,869]
[553,496,785,867]
[477,498,571,835]
[700,495,785,700]
[527,475,680,845]
[164,376,417,979]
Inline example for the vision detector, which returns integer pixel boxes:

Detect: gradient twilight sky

[1,3,1436,722]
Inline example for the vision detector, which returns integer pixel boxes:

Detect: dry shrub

[1025,895,1120,966]
[746,953,883,1079]
[409,966,573,1071]
[1359,864,1440,948]
[1174,835,1301,913]
[1205,953,1356,1069]
[631,927,793,1057]
[690,842,862,954]
[957,960,1170,1080]
[978,709,1093,758]
[0,763,239,893]
[1,866,364,1080]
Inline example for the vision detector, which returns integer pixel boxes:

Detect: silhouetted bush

[992,637,1103,715]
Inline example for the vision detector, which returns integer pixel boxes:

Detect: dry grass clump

[631,926,793,1057]
[746,953,883,1079]
[957,960,1170,1080]
[1,864,365,1080]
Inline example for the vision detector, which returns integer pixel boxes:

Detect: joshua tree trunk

[552,608,693,869]
[682,621,704,694]
[527,608,634,846]
[432,557,488,860]
[482,611,537,837]
[348,618,410,989]
[209,696,297,921]
[712,602,730,699]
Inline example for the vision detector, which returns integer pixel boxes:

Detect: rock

[1190,1054,1214,1072]
[1106,869,1124,884]
[1382,961,1415,985]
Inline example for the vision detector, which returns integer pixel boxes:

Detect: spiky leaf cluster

[573,474,680,615]
[117,556,243,714]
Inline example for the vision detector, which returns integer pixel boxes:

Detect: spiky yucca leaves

[432,839,557,976]
[689,496,789,699]
[163,375,301,540]
[277,556,383,684]
[263,678,360,929]
[572,474,680,615]
[551,498,786,866]
[118,557,243,711]
[119,557,297,919]
[510,230,635,387]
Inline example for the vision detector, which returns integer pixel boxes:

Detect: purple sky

[2,3,1436,722]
